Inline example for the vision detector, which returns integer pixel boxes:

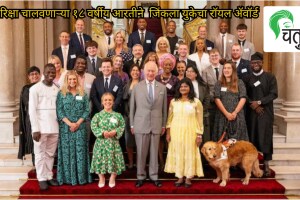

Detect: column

[229,1,244,34]
[272,1,288,110]
[206,0,222,41]
[0,1,18,143]
[52,1,70,48]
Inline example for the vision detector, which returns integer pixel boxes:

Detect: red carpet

[19,164,286,199]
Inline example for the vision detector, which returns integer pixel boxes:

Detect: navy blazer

[128,30,156,58]
[231,58,252,83]
[123,58,144,76]
[69,32,92,55]
[90,75,123,116]
[189,39,214,54]
[52,46,79,70]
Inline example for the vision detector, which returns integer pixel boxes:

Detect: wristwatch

[257,100,262,105]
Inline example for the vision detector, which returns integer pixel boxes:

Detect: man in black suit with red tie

[127,18,156,58]
[90,58,123,116]
[69,19,92,56]
[52,31,79,70]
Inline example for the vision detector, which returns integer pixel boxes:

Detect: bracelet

[197,135,202,138]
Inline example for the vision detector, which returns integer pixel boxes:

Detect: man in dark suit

[86,40,102,77]
[52,31,79,70]
[90,57,123,116]
[230,43,252,83]
[69,19,92,56]
[123,44,144,76]
[172,42,197,76]
[128,18,156,58]
[189,26,214,54]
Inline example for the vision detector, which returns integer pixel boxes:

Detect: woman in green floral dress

[56,70,92,185]
[90,92,125,188]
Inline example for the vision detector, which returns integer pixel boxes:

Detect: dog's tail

[252,158,263,177]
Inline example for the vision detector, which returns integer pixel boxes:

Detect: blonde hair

[60,70,85,96]
[155,36,171,53]
[101,92,115,103]
[48,55,64,74]
[113,29,129,53]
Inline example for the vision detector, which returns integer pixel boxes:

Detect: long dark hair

[186,65,206,86]
[174,78,195,102]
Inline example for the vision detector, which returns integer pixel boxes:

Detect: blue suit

[128,30,156,58]
[69,32,92,55]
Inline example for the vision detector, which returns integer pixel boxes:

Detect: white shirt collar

[253,69,264,76]
[89,56,97,60]
[76,31,83,36]
[104,75,112,80]
[146,79,155,85]
[220,32,227,37]
[138,29,146,34]
[61,44,69,49]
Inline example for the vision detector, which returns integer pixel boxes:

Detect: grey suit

[240,40,255,61]
[202,65,223,102]
[86,56,102,77]
[213,33,236,60]
[130,80,167,181]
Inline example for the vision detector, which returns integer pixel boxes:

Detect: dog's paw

[242,179,249,185]
[213,178,220,183]
[219,181,226,187]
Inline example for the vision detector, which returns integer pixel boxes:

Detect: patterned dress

[56,92,92,185]
[90,110,126,175]
[164,98,204,178]
[213,79,249,141]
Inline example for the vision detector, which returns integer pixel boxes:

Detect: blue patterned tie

[148,82,153,103]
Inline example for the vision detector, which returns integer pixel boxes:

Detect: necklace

[160,74,172,84]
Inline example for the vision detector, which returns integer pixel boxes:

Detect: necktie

[140,31,145,45]
[221,34,225,58]
[148,82,153,103]
[214,68,219,80]
[79,33,84,53]
[108,36,111,45]
[136,59,140,65]
[92,58,96,72]
[105,78,109,91]
[63,47,68,68]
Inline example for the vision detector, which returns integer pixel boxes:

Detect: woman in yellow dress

[164,77,204,187]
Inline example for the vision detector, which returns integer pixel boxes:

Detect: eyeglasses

[186,70,195,73]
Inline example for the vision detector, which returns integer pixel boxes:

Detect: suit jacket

[86,56,102,77]
[231,58,252,83]
[188,52,210,76]
[202,65,223,102]
[69,32,92,55]
[123,58,144,76]
[189,39,214,54]
[130,80,167,134]
[128,30,156,58]
[241,40,255,61]
[52,46,79,70]
[213,33,236,60]
[90,75,123,116]
[172,58,197,76]
[95,35,115,58]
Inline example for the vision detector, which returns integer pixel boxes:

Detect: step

[271,166,300,180]
[0,166,32,181]
[270,154,300,166]
[277,180,300,195]
[273,125,279,133]
[0,143,19,154]
[274,143,300,154]
[0,180,25,196]
[273,132,286,143]
[0,154,33,167]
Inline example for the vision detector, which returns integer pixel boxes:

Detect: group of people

[18,18,278,190]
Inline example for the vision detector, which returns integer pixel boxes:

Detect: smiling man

[29,64,60,190]
[69,19,92,55]
[245,52,278,177]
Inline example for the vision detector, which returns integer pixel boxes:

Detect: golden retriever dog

[201,140,263,187]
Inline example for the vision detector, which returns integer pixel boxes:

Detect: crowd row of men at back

[18,17,278,190]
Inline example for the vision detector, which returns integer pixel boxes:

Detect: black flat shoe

[135,180,144,188]
[39,181,49,190]
[47,179,59,186]
[174,178,184,187]
[184,182,192,188]
[152,180,162,187]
